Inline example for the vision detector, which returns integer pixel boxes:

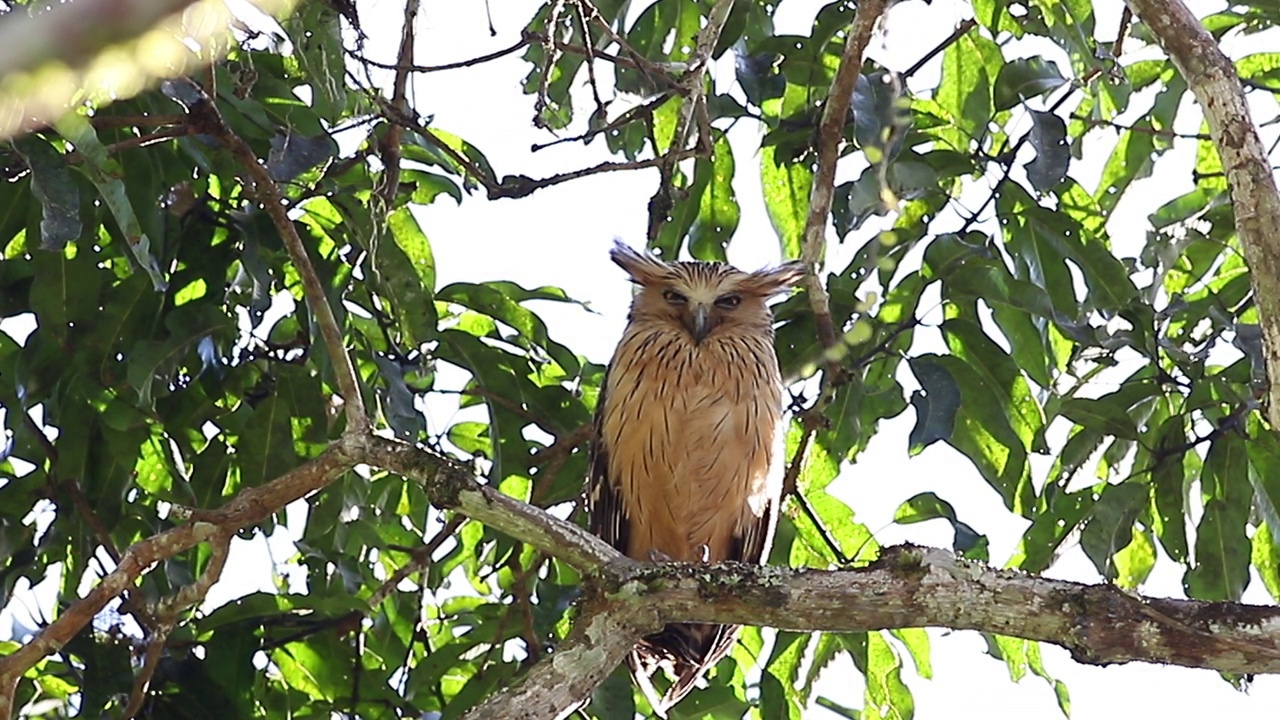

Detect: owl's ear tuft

[610,239,670,285]
[739,261,806,296]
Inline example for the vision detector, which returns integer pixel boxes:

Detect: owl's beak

[689,305,711,343]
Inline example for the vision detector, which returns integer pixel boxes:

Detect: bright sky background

[4,0,1280,717]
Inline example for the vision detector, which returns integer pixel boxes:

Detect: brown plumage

[587,240,804,714]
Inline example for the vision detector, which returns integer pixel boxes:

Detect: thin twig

[349,35,529,73]
[531,91,673,152]
[529,423,593,505]
[572,0,608,124]
[123,532,229,719]
[376,0,422,208]
[577,0,679,85]
[781,426,815,500]
[800,0,890,354]
[665,0,734,164]
[1072,113,1210,140]
[646,0,737,243]
[184,81,369,430]
[369,515,464,606]
[1113,6,1133,58]
[374,97,498,192]
[902,19,976,79]
[535,0,568,128]
[490,148,701,200]
[121,618,172,720]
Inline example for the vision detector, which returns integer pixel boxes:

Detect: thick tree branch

[367,434,622,571]
[621,547,1280,671]
[1125,0,1280,429]
[472,546,1280,718]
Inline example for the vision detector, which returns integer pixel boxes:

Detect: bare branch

[800,0,889,353]
[349,35,529,73]
[375,0,422,208]
[1123,0,1280,429]
[368,434,623,571]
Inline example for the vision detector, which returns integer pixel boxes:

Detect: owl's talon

[695,544,710,563]
[649,549,674,563]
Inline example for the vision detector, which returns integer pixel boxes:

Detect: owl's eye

[714,294,741,309]
[663,289,688,305]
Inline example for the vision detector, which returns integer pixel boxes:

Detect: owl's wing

[586,374,629,554]
[731,494,779,565]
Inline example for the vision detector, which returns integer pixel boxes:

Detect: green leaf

[1026,110,1069,193]
[1112,527,1156,589]
[863,633,914,720]
[993,57,1068,111]
[29,247,103,341]
[907,356,960,453]
[889,628,932,680]
[1251,522,1280,603]
[1079,481,1145,581]
[12,135,81,250]
[910,355,1034,513]
[893,492,956,524]
[935,34,995,147]
[438,280,580,376]
[1059,397,1139,440]
[57,114,167,291]
[1184,433,1251,601]
[942,318,1045,452]
[689,129,740,262]
[237,393,298,488]
[282,2,348,120]
[1150,415,1190,562]
[761,144,813,259]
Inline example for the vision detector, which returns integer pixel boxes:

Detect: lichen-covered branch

[367,434,623,571]
[460,545,1280,718]
[460,593,660,720]
[1124,0,1280,429]
[610,546,1280,672]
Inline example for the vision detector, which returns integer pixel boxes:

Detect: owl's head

[610,240,805,343]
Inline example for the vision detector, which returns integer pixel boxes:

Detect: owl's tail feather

[627,622,740,716]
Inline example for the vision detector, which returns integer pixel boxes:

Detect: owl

[587,240,804,714]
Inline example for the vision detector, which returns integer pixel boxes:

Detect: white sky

[4,0,1280,717]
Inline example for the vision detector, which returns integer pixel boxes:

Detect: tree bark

[1125,0,1280,429]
